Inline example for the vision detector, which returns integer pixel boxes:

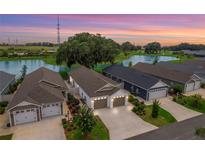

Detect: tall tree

[56,33,120,68]
[73,105,96,137]
[144,42,161,54]
[20,65,27,82]
[152,100,159,118]
[121,41,136,51]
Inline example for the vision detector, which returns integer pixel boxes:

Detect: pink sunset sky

[1,14,205,46]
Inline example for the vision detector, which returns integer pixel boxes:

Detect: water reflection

[0,59,65,75]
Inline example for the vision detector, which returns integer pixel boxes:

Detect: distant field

[0,45,59,65]
[0,45,57,50]
[0,45,57,54]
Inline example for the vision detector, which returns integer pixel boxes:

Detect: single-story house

[0,71,15,101]
[103,64,169,101]
[69,66,129,109]
[7,67,67,126]
[157,60,205,83]
[132,63,201,93]
[182,50,205,57]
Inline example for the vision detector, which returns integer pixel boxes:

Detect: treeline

[0,42,55,47]
[121,41,161,54]
[25,42,55,47]
[163,43,205,51]
[121,41,142,51]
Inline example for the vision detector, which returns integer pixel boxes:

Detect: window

[131,86,134,92]
[21,110,24,113]
[52,104,55,106]
[16,111,19,114]
[136,88,139,94]
[26,110,30,112]
[56,104,59,106]
[47,105,50,107]
[31,109,34,111]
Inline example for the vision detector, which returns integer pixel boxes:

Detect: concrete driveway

[159,97,201,122]
[94,104,157,140]
[12,116,65,140]
[184,88,205,98]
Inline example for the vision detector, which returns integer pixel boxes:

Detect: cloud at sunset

[1,14,205,45]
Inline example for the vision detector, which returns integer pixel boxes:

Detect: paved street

[128,114,205,140]
[94,104,157,140]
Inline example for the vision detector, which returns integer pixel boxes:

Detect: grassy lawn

[67,116,109,140]
[173,95,205,113]
[114,50,144,63]
[0,134,13,140]
[42,55,58,65]
[0,45,57,53]
[170,55,194,64]
[93,63,112,73]
[139,105,176,127]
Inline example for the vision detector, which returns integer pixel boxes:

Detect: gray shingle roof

[157,61,205,78]
[69,66,120,97]
[132,63,194,84]
[0,71,15,93]
[104,64,162,89]
[7,67,67,110]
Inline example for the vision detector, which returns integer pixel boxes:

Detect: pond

[0,59,66,75]
[122,55,179,66]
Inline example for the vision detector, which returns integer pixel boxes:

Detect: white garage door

[185,82,194,92]
[194,81,201,90]
[149,88,167,100]
[14,109,37,125]
[42,103,61,118]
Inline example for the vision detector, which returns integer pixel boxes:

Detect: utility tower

[8,37,10,45]
[57,15,60,46]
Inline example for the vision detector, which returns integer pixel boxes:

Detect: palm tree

[152,100,159,118]
[73,105,96,137]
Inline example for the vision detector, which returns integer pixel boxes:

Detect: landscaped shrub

[174,94,205,111]
[128,95,135,102]
[132,99,140,106]
[152,100,159,118]
[63,123,68,129]
[190,95,203,109]
[0,101,8,108]
[195,127,205,138]
[67,127,73,132]
[170,84,183,95]
[201,83,205,89]
[172,96,177,102]
[73,105,96,137]
[132,102,146,116]
[67,93,76,102]
[0,107,5,114]
[128,61,132,67]
[128,95,140,106]
[59,70,68,80]
[62,118,67,125]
